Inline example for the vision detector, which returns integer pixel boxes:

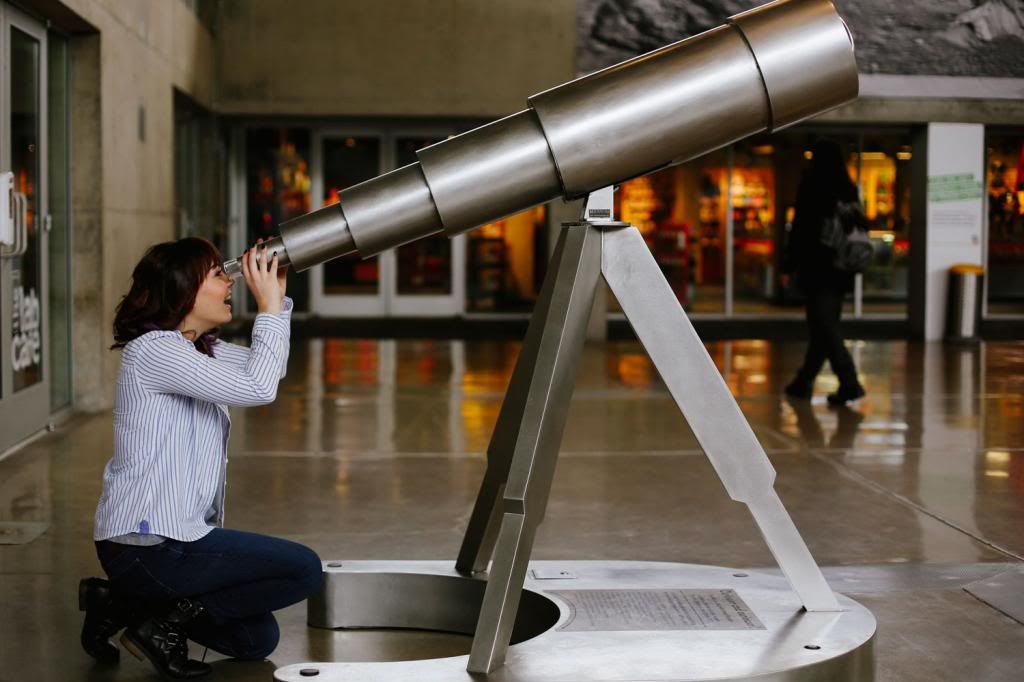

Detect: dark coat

[783,170,860,294]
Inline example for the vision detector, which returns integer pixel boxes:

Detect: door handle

[1,192,22,259]
[13,192,29,257]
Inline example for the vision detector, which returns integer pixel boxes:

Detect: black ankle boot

[121,598,212,679]
[827,383,865,406]
[79,577,131,664]
[784,379,813,400]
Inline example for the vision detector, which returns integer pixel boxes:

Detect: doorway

[307,129,465,317]
[0,4,50,453]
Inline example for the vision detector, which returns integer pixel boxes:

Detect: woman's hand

[240,240,284,315]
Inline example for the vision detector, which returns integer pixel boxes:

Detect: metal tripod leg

[600,225,840,612]
[455,225,573,575]
[466,224,603,673]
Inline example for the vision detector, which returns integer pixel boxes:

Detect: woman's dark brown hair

[112,237,223,356]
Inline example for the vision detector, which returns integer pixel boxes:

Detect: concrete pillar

[70,34,105,412]
[909,123,985,341]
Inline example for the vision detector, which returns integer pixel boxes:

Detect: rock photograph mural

[577,0,1024,78]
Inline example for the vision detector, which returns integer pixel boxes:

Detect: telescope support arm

[461,217,839,673]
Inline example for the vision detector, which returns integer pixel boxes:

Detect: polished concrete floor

[1,338,1023,680]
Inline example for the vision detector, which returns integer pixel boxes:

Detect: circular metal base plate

[275,560,875,681]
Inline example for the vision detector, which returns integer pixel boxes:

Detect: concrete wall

[214,0,576,118]
[27,0,216,410]
[821,96,1024,126]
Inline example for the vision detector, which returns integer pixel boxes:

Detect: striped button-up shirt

[94,299,293,543]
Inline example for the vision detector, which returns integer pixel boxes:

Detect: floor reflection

[1,338,1023,681]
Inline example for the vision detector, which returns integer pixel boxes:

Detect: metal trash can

[946,264,985,342]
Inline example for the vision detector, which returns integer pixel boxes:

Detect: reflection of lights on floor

[335,397,373,407]
[985,450,1012,465]
[861,433,906,446]
[843,449,905,465]
[862,421,909,431]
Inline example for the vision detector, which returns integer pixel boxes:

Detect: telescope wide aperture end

[729,0,859,131]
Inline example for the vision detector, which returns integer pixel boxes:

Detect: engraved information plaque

[550,589,765,631]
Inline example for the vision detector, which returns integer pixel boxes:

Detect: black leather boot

[121,598,212,679]
[827,383,865,406]
[79,577,131,664]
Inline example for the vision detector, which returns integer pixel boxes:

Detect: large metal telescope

[266,2,872,679]
[224,0,858,277]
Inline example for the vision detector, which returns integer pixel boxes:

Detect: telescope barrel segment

[223,0,857,278]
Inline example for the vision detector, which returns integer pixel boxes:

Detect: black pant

[793,287,859,389]
[96,528,323,660]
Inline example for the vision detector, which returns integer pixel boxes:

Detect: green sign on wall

[927,173,983,203]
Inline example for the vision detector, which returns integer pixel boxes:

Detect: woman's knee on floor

[238,614,280,660]
[196,613,280,661]
[294,545,324,598]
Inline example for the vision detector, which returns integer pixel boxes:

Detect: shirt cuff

[254,300,291,338]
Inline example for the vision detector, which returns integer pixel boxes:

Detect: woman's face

[187,265,234,331]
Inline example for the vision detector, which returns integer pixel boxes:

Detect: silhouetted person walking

[782,140,866,405]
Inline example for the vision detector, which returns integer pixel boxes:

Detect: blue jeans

[96,528,323,660]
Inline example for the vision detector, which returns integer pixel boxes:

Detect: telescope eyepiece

[222,235,292,279]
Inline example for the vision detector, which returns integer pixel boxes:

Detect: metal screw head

[733,573,749,578]
[299,669,320,677]
[327,562,343,568]
[804,645,821,650]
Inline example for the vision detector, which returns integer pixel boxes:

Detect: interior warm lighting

[461,400,493,423]
[334,467,351,495]
[734,355,754,370]
[985,470,1010,478]
[859,152,888,161]
[616,354,654,387]
[619,176,659,235]
[752,144,774,155]
[896,151,912,161]
[985,450,1012,465]
[803,150,813,160]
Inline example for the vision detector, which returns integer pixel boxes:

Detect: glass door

[310,131,389,316]
[0,4,50,453]
[390,135,464,316]
[309,130,465,317]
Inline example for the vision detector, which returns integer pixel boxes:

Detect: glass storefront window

[986,130,1024,316]
[614,128,913,317]
[236,124,919,319]
[466,206,547,313]
[396,137,451,296]
[245,128,311,309]
[613,149,728,313]
[732,140,778,313]
[857,133,912,314]
[320,136,380,295]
